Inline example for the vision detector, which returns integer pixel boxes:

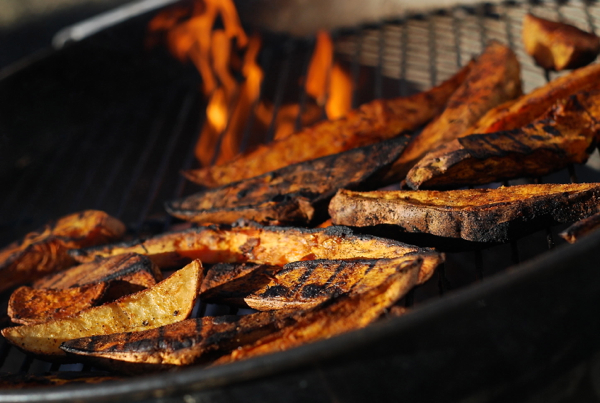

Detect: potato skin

[329,184,600,242]
[523,13,600,71]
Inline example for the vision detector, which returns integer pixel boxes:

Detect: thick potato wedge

[406,90,600,189]
[33,253,162,291]
[8,283,108,325]
[523,13,600,71]
[329,183,600,242]
[201,256,426,310]
[0,210,126,294]
[1,260,202,357]
[69,224,443,285]
[383,41,522,180]
[61,310,297,373]
[464,62,600,136]
[559,211,600,243]
[182,62,473,187]
[212,257,420,366]
[167,136,410,226]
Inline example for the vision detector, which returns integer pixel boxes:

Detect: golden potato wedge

[1,260,202,357]
[7,283,108,325]
[0,210,126,294]
[69,224,443,285]
[523,13,600,71]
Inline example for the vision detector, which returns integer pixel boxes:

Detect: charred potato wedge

[384,41,522,180]
[61,310,297,373]
[7,284,108,325]
[523,13,600,71]
[1,260,202,357]
[201,256,426,310]
[329,183,600,242]
[213,257,421,366]
[69,224,443,285]
[559,211,600,243]
[465,62,600,135]
[183,62,473,187]
[167,136,410,226]
[406,90,600,189]
[0,210,126,294]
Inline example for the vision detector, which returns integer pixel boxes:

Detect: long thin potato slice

[1,260,202,357]
[183,62,473,187]
[0,210,126,294]
[69,224,443,285]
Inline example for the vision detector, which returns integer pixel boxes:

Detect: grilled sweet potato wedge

[559,211,600,243]
[523,13,600,71]
[7,283,108,325]
[406,90,600,189]
[61,310,297,373]
[33,253,162,291]
[329,183,600,242]
[212,258,420,366]
[69,224,443,284]
[383,41,522,181]
[1,260,202,357]
[182,61,473,187]
[167,136,410,225]
[0,210,126,294]
[201,256,425,310]
[464,62,600,136]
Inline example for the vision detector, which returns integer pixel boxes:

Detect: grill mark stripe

[290,262,319,298]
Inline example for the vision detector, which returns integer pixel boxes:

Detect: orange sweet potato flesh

[523,13,600,71]
[383,41,522,181]
[182,61,473,187]
[0,210,126,294]
[7,283,108,325]
[406,90,600,189]
[464,62,600,136]
[69,224,443,285]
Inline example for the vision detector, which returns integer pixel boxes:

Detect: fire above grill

[2,0,600,401]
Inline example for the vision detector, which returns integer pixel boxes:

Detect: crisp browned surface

[212,258,420,366]
[384,41,522,181]
[202,256,425,310]
[182,62,473,188]
[329,184,600,242]
[7,283,107,325]
[69,224,443,285]
[33,253,162,290]
[559,211,600,243]
[1,260,202,356]
[465,62,600,135]
[167,136,410,226]
[0,372,121,389]
[523,13,600,71]
[0,210,126,294]
[61,311,296,372]
[406,90,600,189]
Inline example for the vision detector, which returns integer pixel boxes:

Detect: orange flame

[149,1,353,168]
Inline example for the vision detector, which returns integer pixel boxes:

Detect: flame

[149,1,353,168]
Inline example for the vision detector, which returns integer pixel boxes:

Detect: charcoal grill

[2,0,600,401]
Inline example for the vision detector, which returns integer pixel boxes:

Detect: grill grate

[2,0,600,399]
